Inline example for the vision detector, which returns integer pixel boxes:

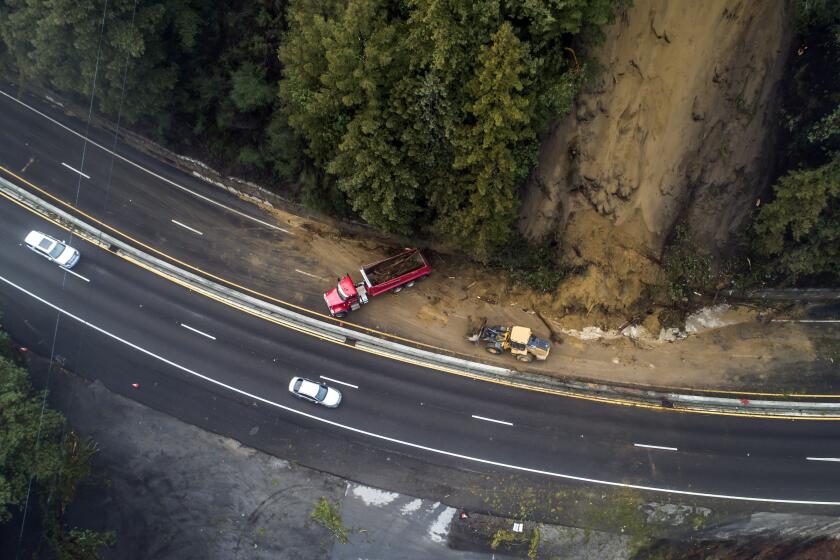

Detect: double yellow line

[2,165,838,420]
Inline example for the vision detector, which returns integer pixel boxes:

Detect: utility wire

[15,0,111,557]
[102,0,139,217]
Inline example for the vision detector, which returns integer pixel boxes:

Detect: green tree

[280,0,621,257]
[444,22,535,260]
[0,355,66,522]
[0,0,200,128]
[752,154,840,281]
[749,0,840,283]
[0,336,112,558]
[48,528,117,560]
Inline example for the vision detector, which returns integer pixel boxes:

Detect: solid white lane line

[63,269,90,283]
[180,323,216,340]
[171,219,204,236]
[471,415,514,427]
[295,269,324,280]
[6,273,840,506]
[807,457,840,462]
[634,443,678,452]
[61,162,90,180]
[319,375,359,389]
[0,89,291,235]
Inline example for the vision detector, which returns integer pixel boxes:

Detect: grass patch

[310,497,349,544]
[469,476,655,555]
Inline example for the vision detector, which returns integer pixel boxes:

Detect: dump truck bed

[362,249,428,287]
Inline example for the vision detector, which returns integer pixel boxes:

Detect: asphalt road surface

[3,83,840,506]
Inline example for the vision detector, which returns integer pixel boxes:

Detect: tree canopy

[0,0,622,260]
[0,326,113,558]
[279,0,621,259]
[751,0,840,283]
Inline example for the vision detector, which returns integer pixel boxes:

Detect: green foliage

[0,0,303,181]
[749,1,840,284]
[47,528,116,560]
[442,22,535,261]
[752,154,840,281]
[490,528,522,550]
[310,496,349,544]
[489,234,571,293]
[0,0,622,264]
[0,321,11,360]
[0,0,191,126]
[0,328,110,557]
[528,525,540,559]
[280,0,622,260]
[229,62,275,112]
[660,223,715,304]
[0,355,66,522]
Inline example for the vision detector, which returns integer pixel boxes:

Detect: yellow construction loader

[467,320,551,363]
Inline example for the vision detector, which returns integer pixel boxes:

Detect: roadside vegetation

[0,0,623,266]
[748,0,840,285]
[0,319,114,558]
[309,496,349,544]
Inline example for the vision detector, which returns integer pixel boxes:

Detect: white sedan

[24,230,80,269]
[288,377,342,408]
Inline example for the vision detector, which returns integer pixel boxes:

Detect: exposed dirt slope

[519,0,794,314]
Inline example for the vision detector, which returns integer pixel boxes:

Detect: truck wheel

[392,286,403,294]
[517,354,534,363]
[334,311,348,319]
[484,345,501,355]
[406,281,416,288]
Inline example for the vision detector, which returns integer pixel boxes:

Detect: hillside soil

[519,0,794,316]
[184,189,840,393]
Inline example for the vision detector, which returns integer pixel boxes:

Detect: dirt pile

[519,0,794,315]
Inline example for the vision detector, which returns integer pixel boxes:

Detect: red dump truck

[323,248,431,318]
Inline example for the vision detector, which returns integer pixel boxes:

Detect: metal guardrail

[4,176,840,418]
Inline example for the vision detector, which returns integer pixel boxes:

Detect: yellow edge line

[3,172,840,409]
[0,165,464,356]
[5,189,840,420]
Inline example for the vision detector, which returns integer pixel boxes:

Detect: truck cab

[323,274,368,318]
[322,248,430,318]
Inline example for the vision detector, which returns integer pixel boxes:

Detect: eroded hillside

[520,0,795,315]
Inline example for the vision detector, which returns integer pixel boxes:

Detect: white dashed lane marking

[171,219,204,236]
[180,323,216,340]
[472,415,514,427]
[61,162,90,179]
[320,375,359,389]
[634,443,678,452]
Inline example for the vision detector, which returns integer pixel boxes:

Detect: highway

[3,83,840,505]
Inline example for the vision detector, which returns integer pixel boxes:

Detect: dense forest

[0,0,837,285]
[751,0,840,284]
[0,0,623,264]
